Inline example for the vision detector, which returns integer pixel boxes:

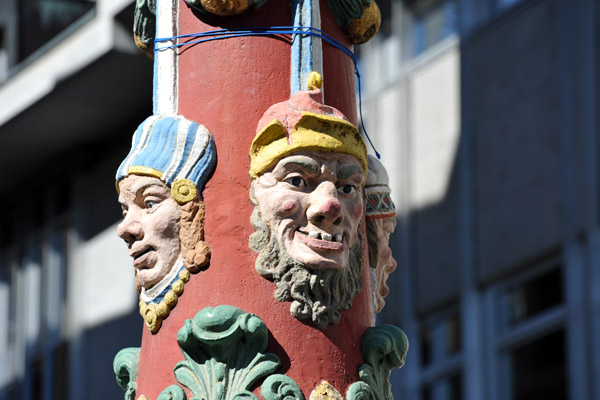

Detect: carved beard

[249,206,363,329]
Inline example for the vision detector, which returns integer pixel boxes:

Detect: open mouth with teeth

[296,229,345,251]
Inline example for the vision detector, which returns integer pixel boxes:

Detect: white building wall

[0,0,150,398]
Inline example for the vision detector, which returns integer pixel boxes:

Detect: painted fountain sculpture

[249,76,367,329]
[113,1,407,399]
[365,155,398,313]
[116,115,216,332]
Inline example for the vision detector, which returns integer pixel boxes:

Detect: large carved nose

[307,182,342,226]
[117,210,143,247]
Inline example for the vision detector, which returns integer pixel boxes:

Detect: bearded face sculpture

[365,155,398,313]
[250,152,365,328]
[252,152,364,270]
[248,75,368,328]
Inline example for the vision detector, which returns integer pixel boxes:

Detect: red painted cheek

[350,201,364,218]
[282,200,296,212]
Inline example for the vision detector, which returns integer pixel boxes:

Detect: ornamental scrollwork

[156,305,304,400]
[347,325,408,400]
[261,374,305,400]
[113,347,141,400]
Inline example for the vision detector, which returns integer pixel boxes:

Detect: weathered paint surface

[310,381,343,400]
[132,1,374,399]
[184,0,267,16]
[347,324,409,399]
[250,151,366,328]
[115,115,216,332]
[156,305,287,399]
[248,82,367,179]
[248,80,368,328]
[117,175,183,291]
[370,216,397,313]
[325,0,381,44]
[154,0,178,114]
[291,0,323,94]
[365,156,397,313]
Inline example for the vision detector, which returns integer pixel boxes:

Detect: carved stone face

[252,151,365,271]
[117,175,182,290]
[370,217,397,312]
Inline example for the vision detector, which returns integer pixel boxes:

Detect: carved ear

[179,198,211,272]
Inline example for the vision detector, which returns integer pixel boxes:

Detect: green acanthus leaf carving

[347,325,409,400]
[171,305,282,399]
[345,381,375,400]
[261,374,305,400]
[157,385,187,400]
[133,0,156,57]
[113,347,141,400]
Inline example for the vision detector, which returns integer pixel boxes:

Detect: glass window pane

[378,0,392,37]
[52,342,69,399]
[0,254,11,351]
[497,0,522,11]
[421,374,462,400]
[0,201,15,249]
[420,325,432,366]
[412,0,458,57]
[507,329,567,400]
[502,267,563,327]
[19,0,95,61]
[420,313,461,367]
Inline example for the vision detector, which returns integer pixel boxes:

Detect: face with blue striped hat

[116,115,216,204]
[116,115,216,292]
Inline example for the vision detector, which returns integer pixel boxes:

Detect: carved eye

[284,176,306,188]
[145,200,159,209]
[338,184,356,195]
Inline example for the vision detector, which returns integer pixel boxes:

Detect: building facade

[360,0,600,399]
[1,0,599,399]
[0,0,152,398]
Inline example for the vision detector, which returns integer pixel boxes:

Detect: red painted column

[134,2,373,398]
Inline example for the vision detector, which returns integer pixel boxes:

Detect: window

[487,264,567,400]
[422,374,462,400]
[0,185,71,399]
[18,0,95,62]
[500,267,563,328]
[419,311,462,400]
[494,0,523,12]
[506,329,567,400]
[0,251,17,384]
[410,0,458,57]
[378,0,393,38]
[0,26,7,82]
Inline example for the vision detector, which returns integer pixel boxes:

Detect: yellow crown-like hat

[249,73,367,179]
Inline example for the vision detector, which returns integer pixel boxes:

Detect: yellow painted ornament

[345,1,381,45]
[307,71,323,90]
[172,280,185,295]
[198,0,251,16]
[138,273,189,332]
[171,178,197,204]
[310,381,343,400]
[249,72,368,179]
[179,269,191,283]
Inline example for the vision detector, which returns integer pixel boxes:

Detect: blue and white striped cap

[116,115,216,204]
